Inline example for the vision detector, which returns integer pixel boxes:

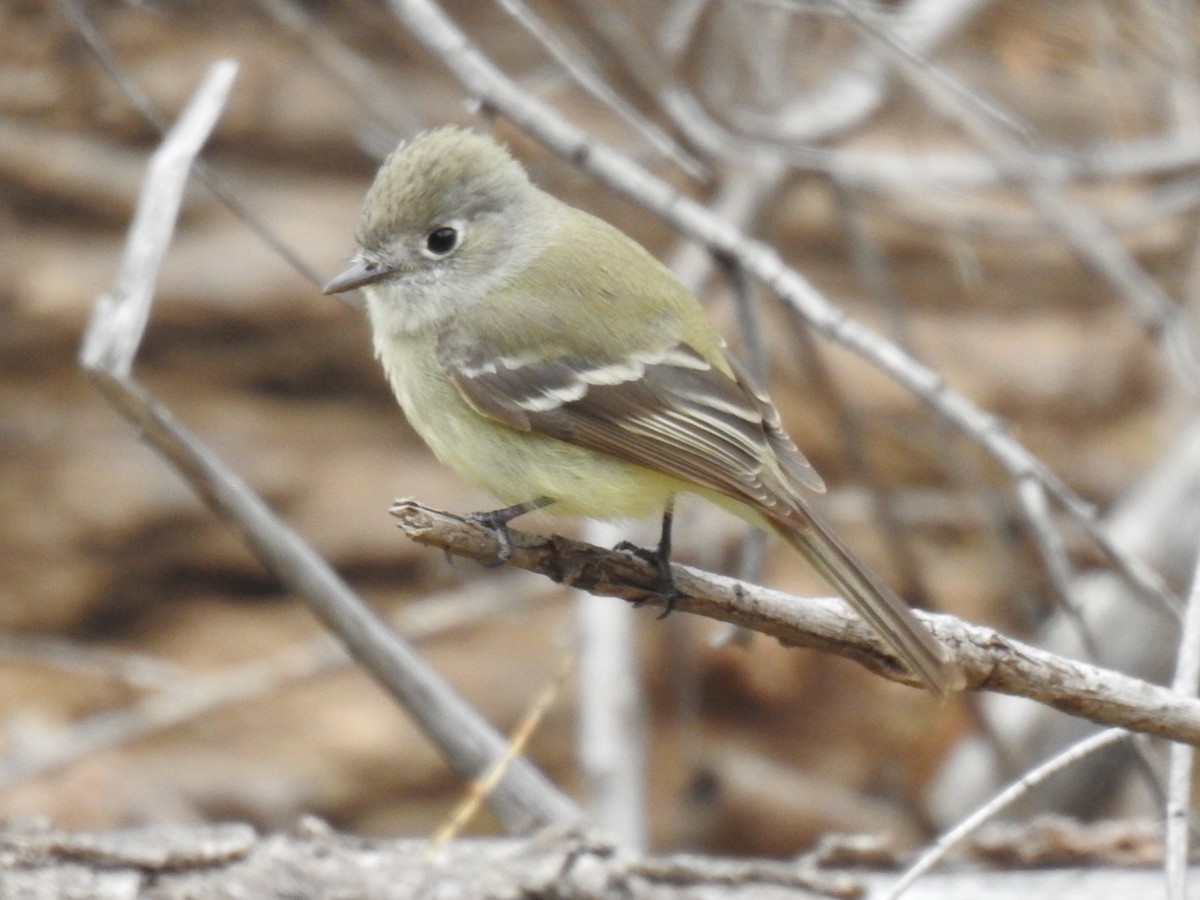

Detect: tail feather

[769,507,963,696]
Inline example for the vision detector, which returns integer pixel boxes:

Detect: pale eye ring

[423,224,462,258]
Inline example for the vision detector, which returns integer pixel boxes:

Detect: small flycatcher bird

[325,127,960,695]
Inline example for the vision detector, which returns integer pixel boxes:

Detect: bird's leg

[469,497,554,565]
[616,499,681,618]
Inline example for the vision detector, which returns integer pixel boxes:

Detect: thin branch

[839,0,1200,387]
[392,500,1200,744]
[429,653,575,850]
[796,188,933,603]
[78,58,240,376]
[557,0,701,152]
[1016,477,1169,807]
[0,577,554,790]
[56,0,326,289]
[0,627,330,792]
[0,636,189,692]
[655,0,710,61]
[811,131,1200,192]
[886,729,1131,898]
[1015,476,1099,660]
[576,521,648,852]
[1166,546,1200,898]
[491,0,706,180]
[552,7,1200,192]
[732,0,998,143]
[622,852,859,897]
[251,0,424,142]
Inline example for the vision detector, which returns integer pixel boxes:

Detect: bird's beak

[323,258,393,295]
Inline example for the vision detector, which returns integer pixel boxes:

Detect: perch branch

[392,500,1200,745]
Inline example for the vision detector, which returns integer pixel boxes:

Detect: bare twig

[623,852,859,898]
[655,0,994,157]
[0,577,554,791]
[251,0,423,144]
[1015,477,1168,807]
[655,0,709,61]
[556,0,690,148]
[733,0,998,143]
[886,729,1131,899]
[57,0,326,289]
[1015,476,1099,660]
[576,521,648,851]
[839,0,1200,387]
[0,628,328,792]
[391,500,1200,744]
[810,131,1200,192]
[1166,547,1200,898]
[429,653,575,850]
[928,417,1200,825]
[827,183,932,602]
[76,60,577,834]
[492,0,706,180]
[0,635,189,692]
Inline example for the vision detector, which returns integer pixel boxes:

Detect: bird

[324,126,961,695]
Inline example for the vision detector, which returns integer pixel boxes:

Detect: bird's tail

[769,507,963,696]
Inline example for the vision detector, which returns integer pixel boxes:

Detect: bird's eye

[424,226,461,258]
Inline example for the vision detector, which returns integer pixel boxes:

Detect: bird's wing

[436,332,824,514]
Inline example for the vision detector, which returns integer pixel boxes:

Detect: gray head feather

[356,126,530,252]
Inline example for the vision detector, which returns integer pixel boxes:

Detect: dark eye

[425,226,460,257]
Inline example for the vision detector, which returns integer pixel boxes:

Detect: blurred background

[1,0,1198,857]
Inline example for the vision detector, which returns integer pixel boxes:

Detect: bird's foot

[468,497,553,566]
[615,540,681,619]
